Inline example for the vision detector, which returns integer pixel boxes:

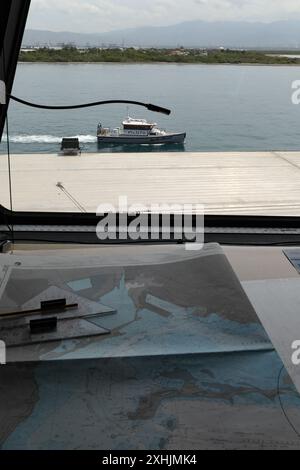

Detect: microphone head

[146,103,171,115]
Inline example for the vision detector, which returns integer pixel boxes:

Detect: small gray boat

[97,116,186,145]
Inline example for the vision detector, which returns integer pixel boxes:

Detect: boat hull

[97,132,186,145]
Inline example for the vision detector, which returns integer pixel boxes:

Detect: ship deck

[0,150,300,214]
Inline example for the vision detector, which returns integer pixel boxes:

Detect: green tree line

[19,47,300,65]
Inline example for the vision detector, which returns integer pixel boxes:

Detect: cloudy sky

[26,0,300,33]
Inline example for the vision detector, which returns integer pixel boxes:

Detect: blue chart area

[0,245,300,449]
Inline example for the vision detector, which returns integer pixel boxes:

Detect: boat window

[1,0,300,220]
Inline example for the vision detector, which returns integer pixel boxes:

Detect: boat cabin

[122,117,157,136]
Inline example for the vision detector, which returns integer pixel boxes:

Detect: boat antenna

[127,106,130,119]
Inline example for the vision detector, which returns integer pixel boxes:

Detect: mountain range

[23,20,300,49]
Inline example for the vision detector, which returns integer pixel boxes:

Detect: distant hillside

[23,20,300,48]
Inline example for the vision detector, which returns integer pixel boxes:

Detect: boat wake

[2,134,97,144]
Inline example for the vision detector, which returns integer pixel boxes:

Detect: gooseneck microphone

[8,94,171,115]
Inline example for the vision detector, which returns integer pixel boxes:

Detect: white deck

[1,151,300,214]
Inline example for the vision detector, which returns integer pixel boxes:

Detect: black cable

[2,49,14,244]
[5,116,13,225]
[3,93,170,234]
[277,364,300,439]
[8,95,171,115]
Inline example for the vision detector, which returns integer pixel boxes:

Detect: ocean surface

[1,62,300,154]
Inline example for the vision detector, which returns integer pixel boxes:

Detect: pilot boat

[97,116,186,145]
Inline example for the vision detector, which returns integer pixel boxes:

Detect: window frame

[1,1,300,248]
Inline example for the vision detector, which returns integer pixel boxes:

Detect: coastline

[19,47,300,67]
[18,61,300,66]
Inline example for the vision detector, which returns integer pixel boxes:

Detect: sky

[26,0,300,33]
